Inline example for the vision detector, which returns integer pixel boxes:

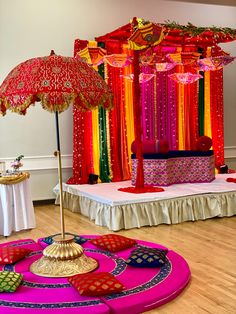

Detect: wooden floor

[1,205,236,314]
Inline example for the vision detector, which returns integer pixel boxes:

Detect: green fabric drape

[98,42,110,182]
[198,71,205,136]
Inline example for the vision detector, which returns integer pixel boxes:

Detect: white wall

[0,0,235,200]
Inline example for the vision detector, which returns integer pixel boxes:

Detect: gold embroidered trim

[0,172,30,185]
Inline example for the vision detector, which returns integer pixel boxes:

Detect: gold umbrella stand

[30,112,98,277]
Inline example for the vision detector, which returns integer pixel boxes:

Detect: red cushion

[90,234,136,252]
[0,246,31,264]
[196,136,212,152]
[68,272,124,296]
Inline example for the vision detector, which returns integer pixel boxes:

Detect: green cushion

[0,271,23,292]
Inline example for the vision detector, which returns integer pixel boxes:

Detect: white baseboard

[2,154,72,171]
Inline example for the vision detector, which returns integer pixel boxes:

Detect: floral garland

[131,18,236,43]
[163,20,236,38]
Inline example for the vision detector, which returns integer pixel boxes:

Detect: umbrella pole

[55,111,65,239]
[30,112,98,276]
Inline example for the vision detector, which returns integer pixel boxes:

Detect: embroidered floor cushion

[0,271,23,292]
[126,247,168,268]
[0,246,31,264]
[68,272,124,296]
[90,234,136,252]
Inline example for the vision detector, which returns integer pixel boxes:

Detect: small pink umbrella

[104,54,133,68]
[168,72,203,84]
[197,55,235,71]
[155,62,176,72]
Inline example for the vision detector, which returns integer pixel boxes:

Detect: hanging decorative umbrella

[0,51,113,277]
[197,55,235,71]
[128,22,164,50]
[104,54,133,68]
[155,62,176,72]
[168,72,203,84]
[76,46,107,67]
[139,51,157,66]
[166,52,201,66]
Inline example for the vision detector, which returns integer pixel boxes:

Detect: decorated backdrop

[67,19,236,184]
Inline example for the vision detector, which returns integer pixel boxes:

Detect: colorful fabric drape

[68,40,109,184]
[122,44,135,167]
[140,66,155,141]
[121,73,155,83]
[98,60,111,182]
[210,69,224,168]
[106,40,130,181]
[198,71,205,137]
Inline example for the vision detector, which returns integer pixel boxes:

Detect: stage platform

[54,174,236,231]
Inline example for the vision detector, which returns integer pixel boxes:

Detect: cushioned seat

[131,150,215,186]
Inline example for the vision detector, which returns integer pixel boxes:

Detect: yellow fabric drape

[122,44,135,170]
[92,108,100,179]
[204,47,212,138]
[104,61,113,179]
[178,83,185,149]
[88,41,100,179]
[177,63,185,150]
[204,71,212,138]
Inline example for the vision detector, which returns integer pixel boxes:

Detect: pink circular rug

[0,236,190,314]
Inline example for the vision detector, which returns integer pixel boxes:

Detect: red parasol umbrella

[0,50,112,115]
[0,51,113,277]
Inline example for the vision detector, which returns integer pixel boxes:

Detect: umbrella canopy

[0,51,113,115]
[0,51,113,239]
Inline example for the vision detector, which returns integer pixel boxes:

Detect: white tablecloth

[0,179,36,236]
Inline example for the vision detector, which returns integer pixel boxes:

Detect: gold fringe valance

[0,172,30,185]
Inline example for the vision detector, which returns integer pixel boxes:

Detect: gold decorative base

[30,235,98,277]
